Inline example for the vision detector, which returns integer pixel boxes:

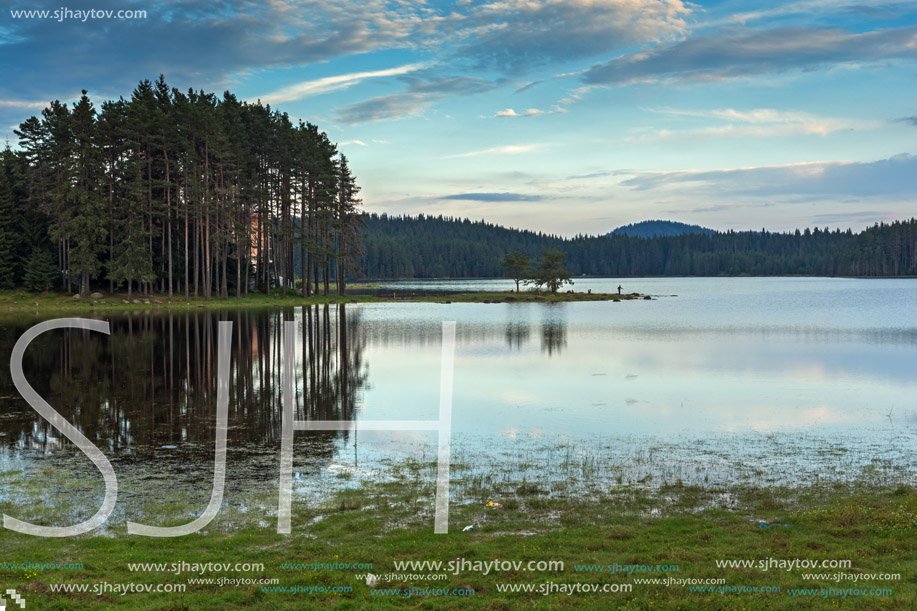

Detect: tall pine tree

[0,168,16,289]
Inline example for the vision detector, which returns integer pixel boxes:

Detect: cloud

[338,140,368,146]
[333,74,505,124]
[697,0,906,29]
[634,107,882,140]
[0,0,697,132]
[809,210,896,224]
[457,0,692,72]
[565,171,618,180]
[447,144,547,158]
[0,0,432,102]
[621,154,917,198]
[258,63,428,104]
[491,106,568,118]
[584,25,917,86]
[0,99,49,109]
[334,92,431,124]
[514,80,543,94]
[894,116,917,126]
[2,0,695,113]
[398,75,499,95]
[440,192,545,202]
[495,108,545,118]
[663,202,776,214]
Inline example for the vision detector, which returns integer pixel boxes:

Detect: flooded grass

[1,465,916,609]
[3,431,915,539]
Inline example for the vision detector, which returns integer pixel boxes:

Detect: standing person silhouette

[617,285,622,295]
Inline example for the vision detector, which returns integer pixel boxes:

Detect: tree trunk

[165,147,173,300]
[147,143,153,297]
[193,217,200,297]
[205,211,211,299]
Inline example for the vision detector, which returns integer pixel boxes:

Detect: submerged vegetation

[1,457,915,609]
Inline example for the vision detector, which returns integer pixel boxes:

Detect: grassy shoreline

[0,288,646,314]
[0,473,913,609]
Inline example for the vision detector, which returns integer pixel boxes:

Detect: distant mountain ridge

[609,220,715,238]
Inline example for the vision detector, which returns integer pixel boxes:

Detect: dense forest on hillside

[0,77,363,298]
[359,214,917,279]
[609,220,715,238]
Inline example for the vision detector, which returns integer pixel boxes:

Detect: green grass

[0,287,641,314]
[0,473,914,609]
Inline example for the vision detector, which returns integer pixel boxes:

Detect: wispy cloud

[696,0,900,29]
[398,75,499,95]
[622,154,917,198]
[447,144,547,158]
[258,63,427,104]
[441,192,545,202]
[663,202,776,214]
[514,80,543,94]
[634,107,883,140]
[809,210,895,223]
[565,171,618,180]
[496,108,546,118]
[894,116,917,126]
[492,106,567,118]
[338,139,368,147]
[334,92,431,124]
[0,99,48,109]
[333,74,504,124]
[458,0,691,72]
[584,26,917,86]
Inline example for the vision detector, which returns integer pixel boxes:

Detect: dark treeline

[0,77,364,298]
[360,214,917,278]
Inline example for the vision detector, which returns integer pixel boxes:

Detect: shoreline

[0,289,648,314]
[0,471,912,608]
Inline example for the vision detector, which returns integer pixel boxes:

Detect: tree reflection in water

[0,306,368,459]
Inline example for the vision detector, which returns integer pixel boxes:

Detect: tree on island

[532,248,573,293]
[500,250,531,291]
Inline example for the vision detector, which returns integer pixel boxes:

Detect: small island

[0,286,651,314]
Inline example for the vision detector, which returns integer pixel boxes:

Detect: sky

[1,0,915,236]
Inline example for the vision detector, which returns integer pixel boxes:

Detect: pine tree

[336,154,363,294]
[23,246,58,292]
[68,91,108,296]
[0,168,16,288]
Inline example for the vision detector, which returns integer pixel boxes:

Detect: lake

[1,277,915,529]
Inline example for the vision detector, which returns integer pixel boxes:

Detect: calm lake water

[1,277,915,528]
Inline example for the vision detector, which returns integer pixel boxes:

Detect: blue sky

[1,0,915,236]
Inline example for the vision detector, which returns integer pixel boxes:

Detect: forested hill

[610,220,715,238]
[0,78,363,298]
[360,214,917,279]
